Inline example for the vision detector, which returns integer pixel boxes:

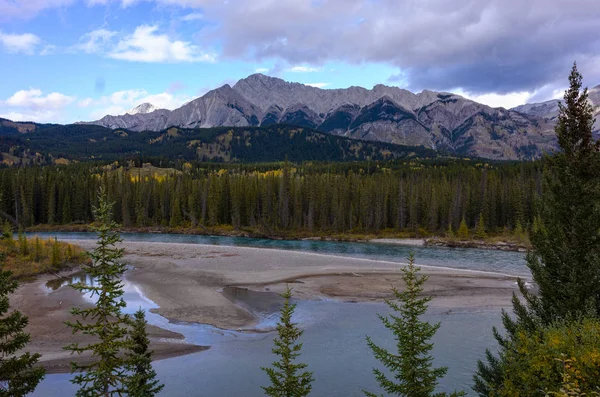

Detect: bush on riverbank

[0,229,88,277]
[491,318,600,396]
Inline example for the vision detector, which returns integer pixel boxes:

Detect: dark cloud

[199,0,600,94]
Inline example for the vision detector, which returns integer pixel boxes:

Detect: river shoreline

[16,239,524,373]
[26,224,529,252]
[12,271,208,375]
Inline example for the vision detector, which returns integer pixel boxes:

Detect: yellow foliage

[0,235,88,277]
[494,318,600,396]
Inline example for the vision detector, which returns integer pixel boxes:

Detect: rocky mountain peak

[126,103,158,115]
[235,73,296,91]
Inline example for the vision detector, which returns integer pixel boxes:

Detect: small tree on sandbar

[364,253,464,397]
[261,286,314,397]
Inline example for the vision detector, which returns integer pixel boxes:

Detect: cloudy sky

[1,0,599,123]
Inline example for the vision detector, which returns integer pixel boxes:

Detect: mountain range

[83,73,600,160]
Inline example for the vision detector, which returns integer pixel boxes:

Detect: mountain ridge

[77,75,597,160]
[510,85,600,131]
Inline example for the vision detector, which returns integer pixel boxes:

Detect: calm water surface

[32,231,528,275]
[31,232,520,396]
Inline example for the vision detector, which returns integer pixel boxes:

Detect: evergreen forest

[0,159,541,238]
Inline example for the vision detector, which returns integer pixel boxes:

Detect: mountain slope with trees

[0,123,441,166]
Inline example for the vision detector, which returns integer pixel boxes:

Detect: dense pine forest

[0,122,441,165]
[0,158,541,236]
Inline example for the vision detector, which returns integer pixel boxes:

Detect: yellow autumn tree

[490,317,600,396]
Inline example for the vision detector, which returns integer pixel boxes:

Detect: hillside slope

[0,121,441,165]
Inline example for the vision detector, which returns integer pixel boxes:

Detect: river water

[32,231,529,276]
[30,232,526,396]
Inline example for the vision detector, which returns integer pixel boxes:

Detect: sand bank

[12,271,207,374]
[17,240,524,372]
[70,240,523,327]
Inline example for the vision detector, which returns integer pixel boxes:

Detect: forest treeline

[0,159,541,236]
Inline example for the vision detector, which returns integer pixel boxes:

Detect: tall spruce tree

[0,254,45,396]
[64,188,131,396]
[124,310,163,397]
[261,286,313,397]
[364,253,464,397]
[474,63,600,395]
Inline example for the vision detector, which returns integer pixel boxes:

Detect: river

[30,232,526,396]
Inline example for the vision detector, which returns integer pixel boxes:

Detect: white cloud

[0,110,59,123]
[0,31,41,54]
[5,88,75,109]
[76,29,117,54]
[108,25,215,63]
[78,98,94,108]
[254,67,269,73]
[0,0,75,20]
[289,65,320,73]
[305,82,330,88]
[453,89,532,109]
[40,44,57,55]
[181,12,204,21]
[1,88,76,123]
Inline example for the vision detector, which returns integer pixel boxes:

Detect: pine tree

[514,219,525,242]
[17,233,28,257]
[169,197,183,228]
[0,254,45,396]
[50,238,61,269]
[64,188,131,396]
[0,223,11,241]
[33,237,42,262]
[47,185,56,225]
[261,287,313,397]
[457,217,469,240]
[124,310,163,397]
[62,194,71,225]
[474,63,600,395]
[364,253,464,397]
[66,244,73,262]
[474,214,487,240]
[445,221,454,238]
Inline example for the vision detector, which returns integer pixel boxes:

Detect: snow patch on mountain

[126,103,159,115]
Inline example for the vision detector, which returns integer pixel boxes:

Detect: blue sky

[1,0,599,123]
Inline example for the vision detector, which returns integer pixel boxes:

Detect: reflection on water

[222,286,283,317]
[33,299,504,397]
[45,272,97,291]
[45,270,158,315]
[222,286,285,330]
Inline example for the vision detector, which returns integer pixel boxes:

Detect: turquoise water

[31,231,528,276]
[30,232,520,396]
[33,299,503,397]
